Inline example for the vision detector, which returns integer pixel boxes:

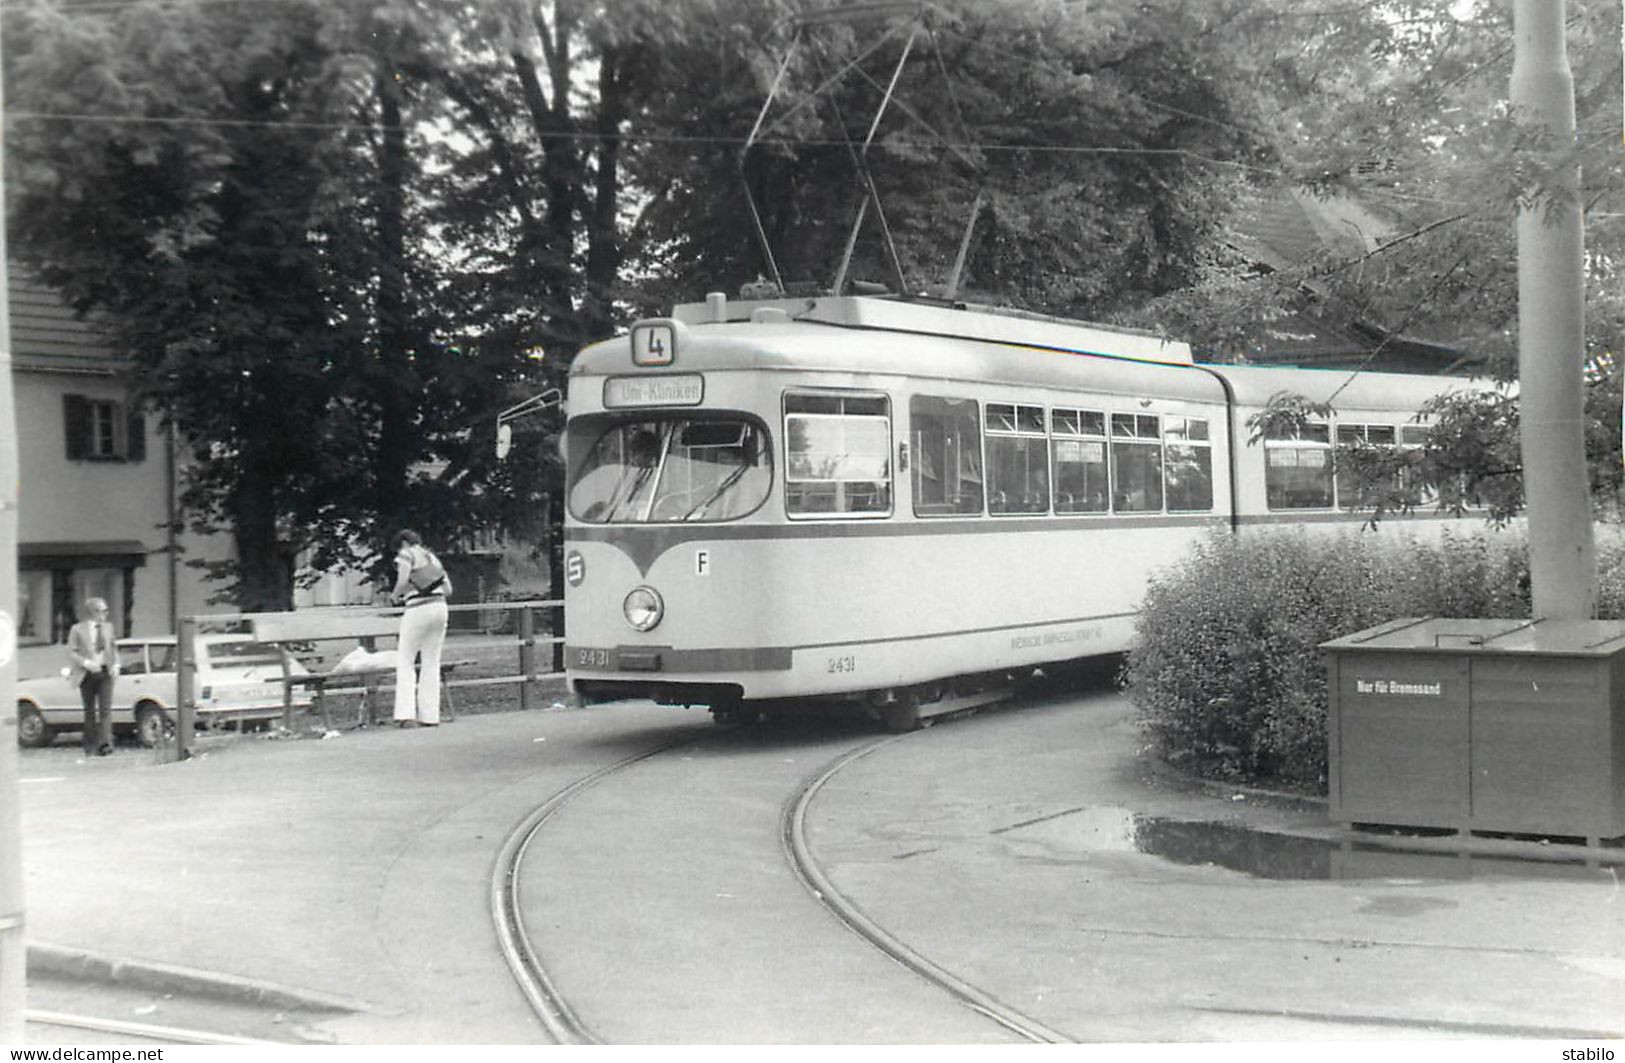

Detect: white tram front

[560,294,1477,726]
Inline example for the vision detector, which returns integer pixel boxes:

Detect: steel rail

[26,1008,281,1045]
[489,738,697,1045]
[782,734,1075,1044]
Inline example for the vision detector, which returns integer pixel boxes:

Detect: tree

[1223,0,1624,529]
[11,0,1619,613]
[624,0,1272,318]
[4,0,523,608]
[1135,0,1623,371]
[9,3,361,607]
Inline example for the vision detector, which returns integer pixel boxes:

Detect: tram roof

[1207,361,1493,412]
[669,294,1194,365]
[574,309,1223,404]
[573,294,1488,416]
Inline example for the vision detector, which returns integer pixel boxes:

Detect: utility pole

[1511,0,1596,619]
[0,9,27,1041]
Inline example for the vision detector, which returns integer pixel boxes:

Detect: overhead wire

[9,0,1619,293]
[0,107,1294,177]
[0,0,316,11]
[8,0,1614,207]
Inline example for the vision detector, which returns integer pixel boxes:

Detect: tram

[560,293,1478,728]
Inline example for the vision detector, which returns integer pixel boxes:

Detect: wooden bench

[245,608,471,731]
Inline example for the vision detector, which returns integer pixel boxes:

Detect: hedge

[1123,528,1538,793]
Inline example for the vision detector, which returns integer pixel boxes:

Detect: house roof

[1225,187,1479,374]
[7,275,122,374]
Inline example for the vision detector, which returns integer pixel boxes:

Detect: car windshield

[570,417,772,523]
[207,641,283,664]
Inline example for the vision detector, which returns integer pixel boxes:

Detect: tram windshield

[570,417,772,523]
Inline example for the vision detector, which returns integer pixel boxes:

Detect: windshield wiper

[602,465,654,522]
[678,463,752,521]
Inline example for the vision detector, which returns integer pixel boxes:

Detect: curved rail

[27,1009,280,1045]
[782,735,1075,1044]
[489,739,695,1045]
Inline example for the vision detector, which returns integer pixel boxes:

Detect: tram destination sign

[604,374,704,408]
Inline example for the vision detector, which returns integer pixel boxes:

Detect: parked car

[16,634,312,748]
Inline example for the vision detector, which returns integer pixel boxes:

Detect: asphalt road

[17,689,1625,1044]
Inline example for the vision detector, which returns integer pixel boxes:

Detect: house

[9,275,228,677]
[1224,186,1481,374]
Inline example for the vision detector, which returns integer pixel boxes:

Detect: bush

[1593,527,1625,619]
[1124,528,1532,794]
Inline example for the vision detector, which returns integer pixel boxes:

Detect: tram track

[25,1009,281,1046]
[782,734,1073,1044]
[491,707,1070,1044]
[491,737,699,1044]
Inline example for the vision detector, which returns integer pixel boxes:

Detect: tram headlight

[623,586,665,632]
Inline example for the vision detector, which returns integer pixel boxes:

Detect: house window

[64,394,146,462]
[16,570,52,646]
[19,545,145,643]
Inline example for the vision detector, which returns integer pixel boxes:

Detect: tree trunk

[372,56,415,533]
[229,464,292,612]
[514,4,580,334]
[583,48,627,342]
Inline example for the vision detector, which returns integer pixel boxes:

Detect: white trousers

[395,598,448,724]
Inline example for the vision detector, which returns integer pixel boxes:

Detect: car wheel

[17,702,53,748]
[135,703,175,748]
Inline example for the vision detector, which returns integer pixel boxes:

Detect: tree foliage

[1246,354,1624,530]
[626,0,1271,316]
[6,0,564,605]
[1136,0,1624,369]
[6,0,1623,608]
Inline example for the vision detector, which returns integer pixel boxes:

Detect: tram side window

[1111,412,1163,513]
[1402,420,1480,509]
[986,403,1049,514]
[1398,423,1440,505]
[1335,423,1398,509]
[1263,421,1332,509]
[1164,417,1213,512]
[911,395,984,516]
[1051,408,1109,514]
[783,393,892,517]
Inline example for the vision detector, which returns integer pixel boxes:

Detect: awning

[21,541,149,569]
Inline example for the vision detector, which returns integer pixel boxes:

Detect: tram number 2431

[826,654,858,674]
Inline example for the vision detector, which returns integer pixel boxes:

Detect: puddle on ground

[1007,805,1622,883]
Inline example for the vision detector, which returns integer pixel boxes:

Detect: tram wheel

[880,697,921,734]
[711,704,758,727]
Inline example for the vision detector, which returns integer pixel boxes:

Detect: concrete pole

[0,9,27,1039]
[1511,0,1596,619]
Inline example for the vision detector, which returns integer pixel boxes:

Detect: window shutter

[63,394,90,460]
[125,407,146,462]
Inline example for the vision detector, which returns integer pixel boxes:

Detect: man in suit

[67,597,119,756]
